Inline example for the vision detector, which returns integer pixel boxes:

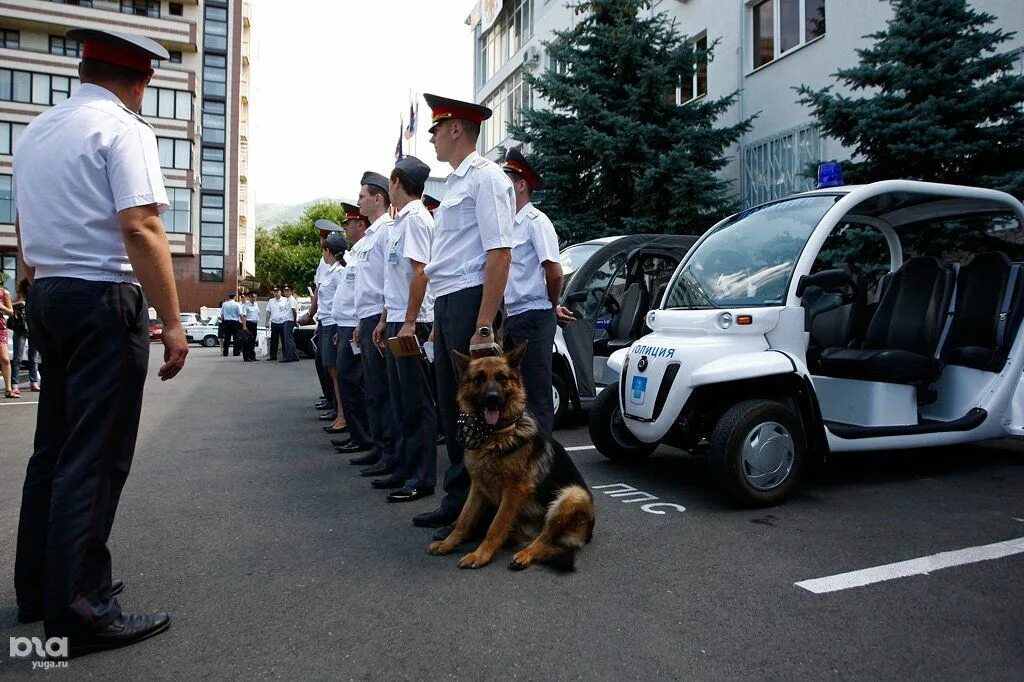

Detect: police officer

[422,194,441,215]
[13,28,185,655]
[350,172,398,476]
[221,291,243,357]
[501,148,574,435]
[331,202,374,454]
[266,286,298,361]
[240,291,261,362]
[413,94,514,539]
[369,155,436,502]
[316,229,348,432]
[311,219,345,419]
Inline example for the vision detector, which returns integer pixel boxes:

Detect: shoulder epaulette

[119,104,154,130]
[527,208,541,220]
[471,156,489,169]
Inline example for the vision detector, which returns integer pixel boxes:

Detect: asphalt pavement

[1,346,1023,679]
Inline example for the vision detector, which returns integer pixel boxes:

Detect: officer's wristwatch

[476,326,493,338]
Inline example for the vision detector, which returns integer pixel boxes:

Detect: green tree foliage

[797,0,1024,197]
[509,0,752,243]
[255,201,347,293]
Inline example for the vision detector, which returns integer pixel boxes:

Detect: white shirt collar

[327,261,342,272]
[514,202,534,225]
[450,151,480,179]
[75,83,128,107]
[366,213,390,235]
[397,199,424,219]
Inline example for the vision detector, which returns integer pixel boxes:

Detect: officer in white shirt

[415,94,514,537]
[220,292,243,357]
[330,202,374,454]
[266,286,298,361]
[368,156,436,502]
[350,172,398,476]
[240,291,261,362]
[500,148,574,435]
[12,28,184,654]
[310,219,345,417]
[317,232,347,428]
[281,284,300,361]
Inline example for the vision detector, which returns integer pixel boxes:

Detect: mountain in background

[256,198,346,228]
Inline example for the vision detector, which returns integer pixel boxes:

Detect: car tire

[202,335,219,348]
[589,381,657,462]
[552,372,571,430]
[708,399,805,507]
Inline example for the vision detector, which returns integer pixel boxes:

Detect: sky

[248,0,475,208]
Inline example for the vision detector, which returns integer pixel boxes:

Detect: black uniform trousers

[281,320,298,361]
[358,314,396,466]
[314,321,334,406]
[222,319,241,356]
[434,285,483,514]
[386,321,436,489]
[269,321,283,360]
[335,325,372,447]
[15,278,149,638]
[504,307,557,435]
[241,323,257,361]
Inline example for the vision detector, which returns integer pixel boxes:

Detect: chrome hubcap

[552,385,561,415]
[740,421,794,491]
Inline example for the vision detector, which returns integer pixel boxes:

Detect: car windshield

[665,196,837,309]
[560,243,604,278]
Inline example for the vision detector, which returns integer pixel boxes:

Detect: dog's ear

[505,342,528,371]
[452,350,471,380]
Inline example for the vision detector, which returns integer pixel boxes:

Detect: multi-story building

[468,0,1023,211]
[0,0,253,314]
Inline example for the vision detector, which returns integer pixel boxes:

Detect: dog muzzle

[456,412,522,451]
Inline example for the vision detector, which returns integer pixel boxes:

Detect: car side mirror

[796,268,851,297]
[564,291,587,305]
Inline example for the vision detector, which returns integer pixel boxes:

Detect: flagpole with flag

[395,114,403,161]
[404,93,417,158]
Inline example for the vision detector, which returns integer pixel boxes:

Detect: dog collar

[455,411,524,450]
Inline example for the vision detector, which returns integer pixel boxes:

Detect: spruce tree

[797,0,1024,197]
[509,0,751,243]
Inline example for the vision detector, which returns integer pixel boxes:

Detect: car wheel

[589,382,657,462]
[708,399,805,507]
[202,335,219,348]
[552,372,571,430]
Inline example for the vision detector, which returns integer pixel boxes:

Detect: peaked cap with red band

[423,93,492,134]
[422,195,441,213]
[66,28,168,76]
[502,147,545,191]
[340,202,368,223]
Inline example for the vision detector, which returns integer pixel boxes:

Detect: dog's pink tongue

[484,409,500,426]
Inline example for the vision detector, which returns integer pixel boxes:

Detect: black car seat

[606,283,649,351]
[941,252,1024,372]
[806,265,868,372]
[818,256,955,383]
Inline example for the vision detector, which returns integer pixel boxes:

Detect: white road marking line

[0,401,39,406]
[795,537,1024,594]
[565,445,596,451]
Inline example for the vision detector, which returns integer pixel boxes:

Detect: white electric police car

[589,165,1024,507]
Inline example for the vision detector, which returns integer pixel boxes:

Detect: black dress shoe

[68,612,171,658]
[389,486,435,502]
[338,442,374,456]
[413,506,459,528]
[371,475,405,489]
[18,580,126,624]
[360,461,396,477]
[323,425,347,434]
[318,412,337,421]
[331,438,352,446]
[432,522,456,541]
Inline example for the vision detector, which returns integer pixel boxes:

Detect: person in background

[266,286,288,361]
[240,291,260,362]
[500,148,574,435]
[0,278,14,399]
[220,291,242,357]
[317,230,348,432]
[11,277,40,393]
[281,284,299,362]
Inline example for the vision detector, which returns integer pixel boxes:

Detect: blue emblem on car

[630,376,648,405]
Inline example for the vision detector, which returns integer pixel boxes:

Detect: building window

[169,2,184,16]
[202,100,226,144]
[678,32,708,103]
[157,137,191,170]
[52,0,93,6]
[49,35,81,57]
[0,29,19,50]
[141,87,192,120]
[203,53,227,97]
[169,50,182,64]
[204,5,229,52]
[120,0,160,18]
[165,188,191,234]
[752,0,826,70]
[0,121,27,156]
[480,68,532,154]
[476,0,533,87]
[200,254,224,282]
[0,174,13,224]
[741,123,823,207]
[1,254,15,294]
[0,70,80,106]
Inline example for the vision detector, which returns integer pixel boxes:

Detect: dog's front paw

[428,540,454,556]
[508,551,533,571]
[458,551,492,569]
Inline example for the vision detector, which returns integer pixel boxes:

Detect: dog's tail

[543,485,596,572]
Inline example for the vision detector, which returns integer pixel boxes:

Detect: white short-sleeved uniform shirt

[505,203,561,317]
[221,300,242,321]
[14,84,169,283]
[331,263,358,328]
[317,263,343,324]
[313,257,330,322]
[266,297,293,324]
[384,200,434,324]
[241,301,260,324]
[351,214,393,320]
[424,152,514,299]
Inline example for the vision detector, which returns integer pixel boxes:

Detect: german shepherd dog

[428,344,595,570]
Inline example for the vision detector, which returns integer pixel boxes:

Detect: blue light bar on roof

[816,162,845,189]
